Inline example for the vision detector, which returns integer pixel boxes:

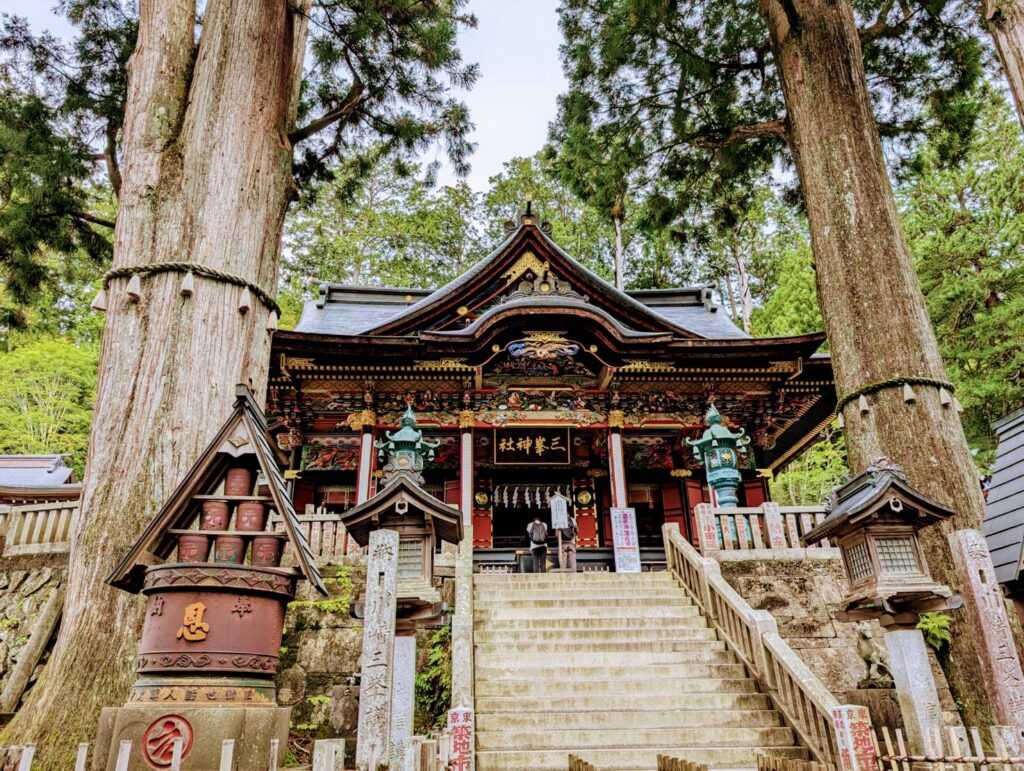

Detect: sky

[3,0,569,192]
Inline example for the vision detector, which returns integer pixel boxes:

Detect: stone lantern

[340,406,463,766]
[803,457,961,754]
[686,403,751,507]
[803,457,959,622]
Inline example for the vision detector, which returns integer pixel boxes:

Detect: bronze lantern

[803,457,961,624]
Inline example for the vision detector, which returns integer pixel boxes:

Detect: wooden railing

[694,502,831,554]
[758,754,836,771]
[2,500,78,557]
[272,507,355,564]
[659,755,709,771]
[875,725,1024,771]
[664,523,850,765]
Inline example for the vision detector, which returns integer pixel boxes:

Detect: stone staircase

[472,571,809,770]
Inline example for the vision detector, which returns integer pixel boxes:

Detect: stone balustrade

[663,523,874,771]
[694,502,832,555]
[2,500,78,557]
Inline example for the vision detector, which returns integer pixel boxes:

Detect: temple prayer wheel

[98,388,326,770]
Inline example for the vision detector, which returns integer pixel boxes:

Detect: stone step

[473,585,688,597]
[475,691,774,714]
[475,746,809,771]
[476,726,796,752]
[476,662,748,681]
[475,676,759,697]
[475,616,708,632]
[474,604,702,620]
[474,596,693,608]
[475,649,737,666]
[474,638,726,653]
[474,572,671,583]
[473,625,719,642]
[476,708,784,731]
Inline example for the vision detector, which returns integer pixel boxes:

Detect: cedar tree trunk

[983,0,1024,130]
[760,0,996,726]
[0,0,310,764]
[612,213,625,290]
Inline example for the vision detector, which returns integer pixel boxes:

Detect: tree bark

[982,0,1024,131]
[761,0,997,726]
[0,0,310,764]
[729,238,753,333]
[612,214,625,290]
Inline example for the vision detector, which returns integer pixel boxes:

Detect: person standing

[527,516,548,573]
[559,513,578,572]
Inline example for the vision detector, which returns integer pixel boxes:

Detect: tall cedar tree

[981,0,1024,129]
[552,0,1000,724]
[0,0,476,761]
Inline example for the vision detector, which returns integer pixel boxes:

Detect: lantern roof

[803,457,955,545]
[338,475,464,547]
[107,385,327,595]
[687,404,751,451]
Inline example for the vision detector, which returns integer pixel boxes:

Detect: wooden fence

[874,726,1024,771]
[273,508,358,564]
[758,754,836,771]
[694,502,831,554]
[568,755,597,771]
[663,523,844,765]
[658,754,710,771]
[1,500,78,557]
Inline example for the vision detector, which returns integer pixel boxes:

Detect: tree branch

[289,75,365,145]
[104,119,122,197]
[71,211,116,228]
[690,119,788,149]
[858,0,916,45]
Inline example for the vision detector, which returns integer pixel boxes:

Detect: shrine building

[266,207,837,569]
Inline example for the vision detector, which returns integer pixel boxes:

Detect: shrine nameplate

[493,428,570,465]
[610,506,641,573]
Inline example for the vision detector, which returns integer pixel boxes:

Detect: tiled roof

[0,455,75,487]
[984,407,1024,585]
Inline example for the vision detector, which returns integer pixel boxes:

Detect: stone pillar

[356,529,399,770]
[390,632,417,748]
[356,417,376,505]
[608,412,627,508]
[448,706,474,771]
[695,503,719,554]
[761,501,789,549]
[830,704,877,771]
[451,420,475,711]
[882,625,943,754]
[947,529,1024,727]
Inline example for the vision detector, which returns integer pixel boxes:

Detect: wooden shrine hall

[266,206,837,570]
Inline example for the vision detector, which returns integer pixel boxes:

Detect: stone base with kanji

[95,703,290,771]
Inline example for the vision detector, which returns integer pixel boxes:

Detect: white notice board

[609,506,641,573]
[550,494,569,530]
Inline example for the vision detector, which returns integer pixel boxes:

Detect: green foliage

[285,153,482,290]
[0,335,97,474]
[482,154,617,280]
[306,694,330,706]
[0,617,18,630]
[414,626,452,733]
[917,612,954,651]
[900,88,1024,463]
[770,424,849,506]
[749,241,823,339]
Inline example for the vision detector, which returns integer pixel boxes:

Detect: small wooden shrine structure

[98,386,324,770]
[267,204,837,569]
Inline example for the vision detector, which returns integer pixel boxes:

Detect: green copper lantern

[686,403,751,507]
[375,406,439,487]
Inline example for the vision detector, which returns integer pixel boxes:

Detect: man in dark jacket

[527,517,548,573]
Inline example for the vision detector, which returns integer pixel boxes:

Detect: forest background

[1,3,1022,507]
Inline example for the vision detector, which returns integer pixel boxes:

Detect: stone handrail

[663,523,847,765]
[2,500,78,557]
[694,502,831,554]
